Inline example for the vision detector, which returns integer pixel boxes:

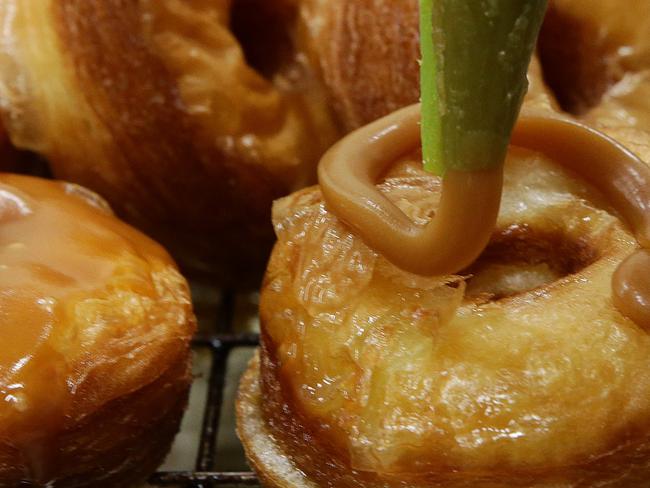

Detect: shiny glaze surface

[0,174,195,484]
[512,111,650,330]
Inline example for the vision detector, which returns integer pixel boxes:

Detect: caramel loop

[318,105,503,276]
[318,103,650,328]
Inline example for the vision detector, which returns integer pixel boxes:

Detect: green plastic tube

[420,0,548,175]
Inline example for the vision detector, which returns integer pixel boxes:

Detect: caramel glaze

[318,104,650,328]
[318,105,503,276]
[0,174,194,484]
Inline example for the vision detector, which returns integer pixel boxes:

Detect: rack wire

[149,291,261,487]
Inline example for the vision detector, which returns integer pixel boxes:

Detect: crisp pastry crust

[238,353,316,488]
[538,0,650,159]
[240,351,650,488]
[0,0,340,286]
[0,174,195,487]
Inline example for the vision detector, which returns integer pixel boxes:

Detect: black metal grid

[149,291,261,487]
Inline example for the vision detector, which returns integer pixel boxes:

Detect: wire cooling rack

[148,291,261,487]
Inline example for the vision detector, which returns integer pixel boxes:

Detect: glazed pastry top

[263,143,649,474]
[0,175,194,445]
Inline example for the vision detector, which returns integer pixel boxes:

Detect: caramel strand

[318,104,650,329]
[318,105,502,276]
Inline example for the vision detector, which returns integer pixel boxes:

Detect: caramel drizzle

[318,104,650,328]
[318,105,503,276]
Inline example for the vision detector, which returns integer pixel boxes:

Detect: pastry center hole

[536,4,623,115]
[230,0,297,80]
[463,224,599,302]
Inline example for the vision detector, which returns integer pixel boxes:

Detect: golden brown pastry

[299,0,420,131]
[238,2,650,486]
[238,97,650,486]
[0,174,195,486]
[0,0,340,286]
